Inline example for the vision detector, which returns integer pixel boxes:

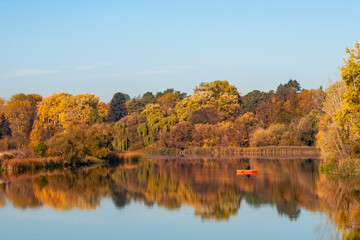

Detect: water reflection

[0,158,359,239]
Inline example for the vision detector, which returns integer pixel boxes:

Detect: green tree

[241,90,273,113]
[155,88,187,100]
[139,104,177,146]
[276,80,300,101]
[112,112,146,151]
[112,121,128,151]
[127,92,156,114]
[108,92,130,122]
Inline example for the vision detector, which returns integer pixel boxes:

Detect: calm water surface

[0,158,359,240]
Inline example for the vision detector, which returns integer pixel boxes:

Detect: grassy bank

[106,151,147,165]
[1,146,319,173]
[320,158,360,176]
[0,149,146,173]
[1,157,64,173]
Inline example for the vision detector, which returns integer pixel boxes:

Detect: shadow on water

[0,156,359,239]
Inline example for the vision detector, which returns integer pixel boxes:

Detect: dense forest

[0,40,359,170]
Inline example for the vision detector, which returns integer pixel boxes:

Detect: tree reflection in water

[0,158,359,239]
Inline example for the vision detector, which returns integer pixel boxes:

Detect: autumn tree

[254,101,275,127]
[174,94,201,121]
[192,124,219,147]
[47,124,113,162]
[251,123,298,147]
[189,107,220,125]
[0,98,8,139]
[89,102,108,125]
[4,94,42,146]
[217,93,241,121]
[156,92,182,115]
[336,40,360,151]
[191,121,243,147]
[30,93,105,148]
[274,80,301,123]
[175,80,240,122]
[316,41,360,161]
[155,88,187,100]
[139,104,177,146]
[255,80,302,127]
[112,121,128,151]
[216,121,242,146]
[210,80,239,97]
[107,92,130,122]
[112,112,146,151]
[234,112,260,146]
[316,81,352,162]
[158,121,193,149]
[297,89,324,116]
[296,110,320,146]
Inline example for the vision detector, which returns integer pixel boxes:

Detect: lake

[0,157,358,240]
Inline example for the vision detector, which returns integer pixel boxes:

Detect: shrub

[250,124,298,147]
[46,124,113,162]
[319,163,337,174]
[34,141,48,157]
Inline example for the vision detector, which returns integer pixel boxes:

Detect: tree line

[0,40,359,166]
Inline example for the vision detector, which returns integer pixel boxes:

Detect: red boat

[236,169,259,175]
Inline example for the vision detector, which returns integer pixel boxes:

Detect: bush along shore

[320,159,360,176]
[0,149,146,174]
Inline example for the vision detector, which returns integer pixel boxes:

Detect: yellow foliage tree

[337,40,360,141]
[0,98,4,110]
[175,80,241,121]
[139,104,177,147]
[30,93,102,146]
[210,80,239,97]
[156,92,181,115]
[4,94,42,145]
[217,93,240,120]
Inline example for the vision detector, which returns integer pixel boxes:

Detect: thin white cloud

[0,69,57,79]
[74,65,94,71]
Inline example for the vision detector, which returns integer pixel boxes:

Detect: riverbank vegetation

[317,40,360,175]
[0,40,359,174]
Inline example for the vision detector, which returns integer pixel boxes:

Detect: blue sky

[0,0,359,102]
